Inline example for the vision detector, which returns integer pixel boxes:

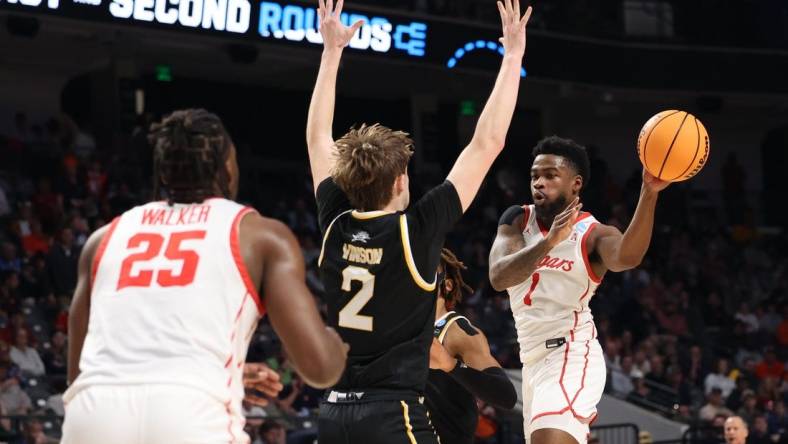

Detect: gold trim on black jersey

[351,209,394,219]
[399,215,436,292]
[400,401,418,444]
[318,210,353,267]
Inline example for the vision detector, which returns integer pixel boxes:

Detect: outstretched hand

[318,0,364,51]
[497,0,533,58]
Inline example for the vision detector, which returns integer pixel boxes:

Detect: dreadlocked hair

[149,109,232,204]
[439,248,474,309]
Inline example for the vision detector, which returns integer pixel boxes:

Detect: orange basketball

[637,110,710,182]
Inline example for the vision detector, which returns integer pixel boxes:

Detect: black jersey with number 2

[316,178,462,393]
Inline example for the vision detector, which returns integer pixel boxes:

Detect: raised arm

[430,322,517,409]
[488,200,581,291]
[305,0,363,193]
[591,170,668,272]
[254,216,347,388]
[446,0,532,212]
[67,224,109,385]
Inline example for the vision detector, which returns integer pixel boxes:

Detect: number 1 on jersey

[339,266,375,332]
[523,272,540,306]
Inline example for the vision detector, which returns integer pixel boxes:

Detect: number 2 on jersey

[117,231,206,290]
[339,266,375,332]
[523,272,540,306]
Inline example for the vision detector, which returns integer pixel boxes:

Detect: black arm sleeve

[315,178,352,233]
[448,363,518,410]
[498,205,524,226]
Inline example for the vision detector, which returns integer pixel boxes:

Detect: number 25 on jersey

[117,231,206,290]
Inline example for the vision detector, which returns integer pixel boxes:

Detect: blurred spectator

[611,355,635,397]
[0,185,10,219]
[755,347,784,380]
[757,302,782,334]
[726,377,752,412]
[257,420,286,444]
[632,350,652,376]
[42,331,66,375]
[0,272,21,314]
[737,390,760,425]
[46,227,79,295]
[243,399,268,431]
[705,358,736,398]
[19,256,50,300]
[699,388,734,422]
[10,329,45,377]
[667,369,693,415]
[0,243,21,273]
[0,363,31,415]
[683,344,709,387]
[767,401,787,438]
[21,220,49,257]
[723,416,748,444]
[777,305,788,346]
[645,355,669,387]
[31,179,62,232]
[748,415,772,444]
[11,418,57,444]
[735,303,760,334]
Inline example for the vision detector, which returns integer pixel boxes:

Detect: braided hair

[439,248,474,310]
[148,109,232,204]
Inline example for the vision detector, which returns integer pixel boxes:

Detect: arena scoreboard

[0,0,525,76]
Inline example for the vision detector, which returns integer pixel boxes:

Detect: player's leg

[532,428,582,444]
[522,364,535,443]
[528,339,604,444]
[318,401,351,443]
[349,400,439,444]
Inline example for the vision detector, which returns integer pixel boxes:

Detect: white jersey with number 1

[505,204,606,444]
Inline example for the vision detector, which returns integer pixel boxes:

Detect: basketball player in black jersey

[306,0,532,441]
[426,248,517,444]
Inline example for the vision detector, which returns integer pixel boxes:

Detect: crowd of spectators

[0,109,785,443]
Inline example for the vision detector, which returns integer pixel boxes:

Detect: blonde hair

[331,123,413,211]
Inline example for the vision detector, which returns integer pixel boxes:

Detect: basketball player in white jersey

[62,109,348,444]
[488,136,669,444]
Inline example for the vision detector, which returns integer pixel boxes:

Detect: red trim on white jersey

[520,205,531,232]
[531,340,596,424]
[90,217,120,287]
[536,217,549,236]
[570,341,592,406]
[575,212,592,223]
[230,207,265,316]
[580,223,602,284]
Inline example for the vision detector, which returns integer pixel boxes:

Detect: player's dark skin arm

[431,323,517,409]
[488,199,581,291]
[240,214,347,388]
[588,170,669,273]
[67,225,109,385]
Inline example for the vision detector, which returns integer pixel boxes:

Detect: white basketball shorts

[521,338,606,444]
[62,384,248,444]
